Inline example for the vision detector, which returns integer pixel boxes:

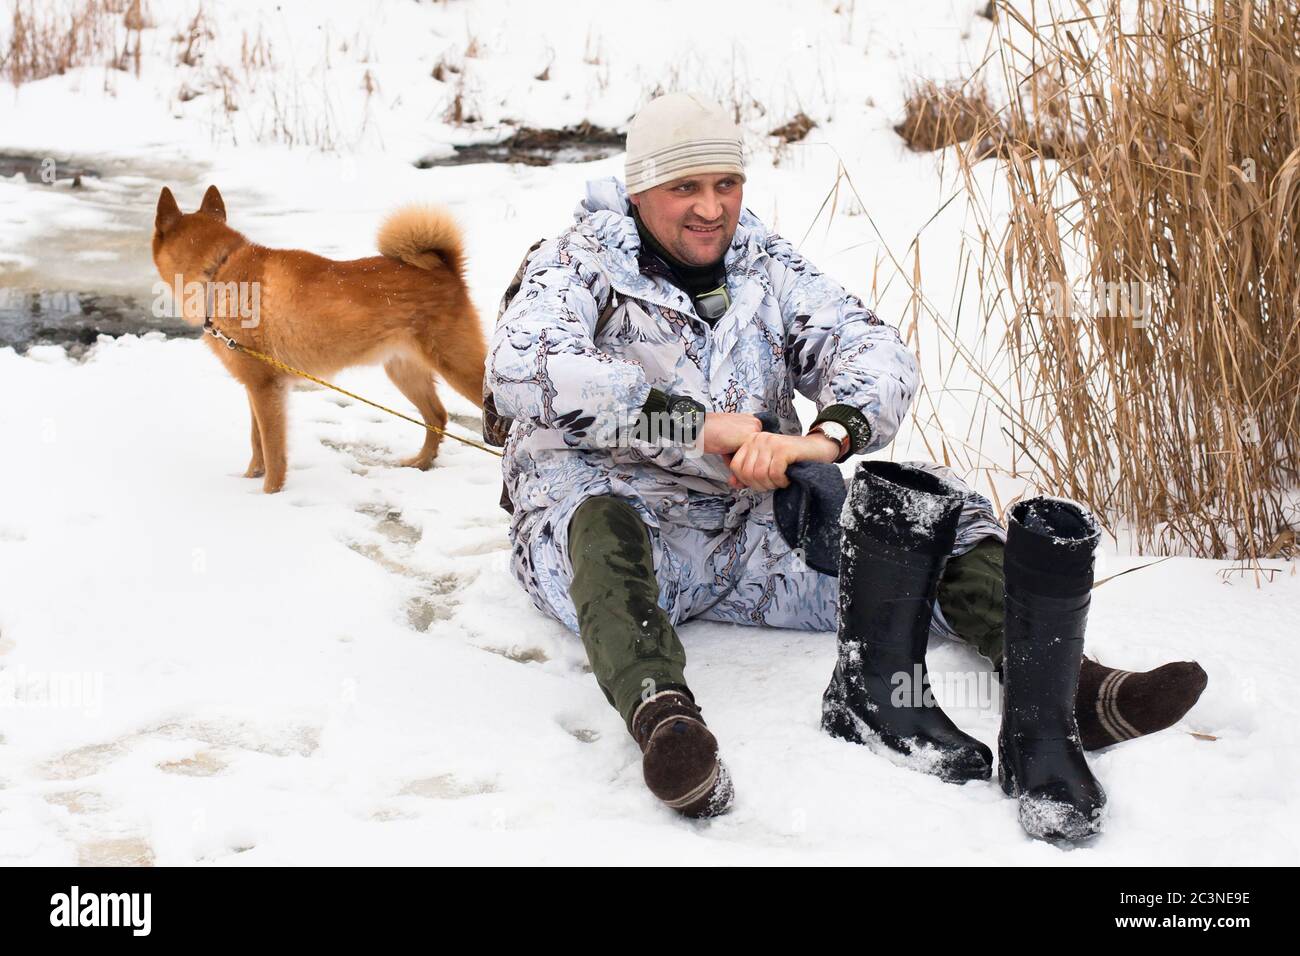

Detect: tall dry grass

[931,0,1300,560]
[1,0,131,86]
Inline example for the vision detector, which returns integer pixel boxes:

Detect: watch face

[668,398,705,441]
[669,407,702,428]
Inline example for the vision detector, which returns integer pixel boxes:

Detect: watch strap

[810,403,872,460]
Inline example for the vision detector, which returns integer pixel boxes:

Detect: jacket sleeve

[487,232,650,449]
[766,231,918,455]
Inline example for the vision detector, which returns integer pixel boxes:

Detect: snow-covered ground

[1,0,1296,864]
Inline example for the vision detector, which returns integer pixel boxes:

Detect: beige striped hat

[624,92,745,194]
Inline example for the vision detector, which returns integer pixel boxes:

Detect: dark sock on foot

[1074,657,1208,751]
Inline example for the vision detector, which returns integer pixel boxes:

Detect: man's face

[630,172,743,266]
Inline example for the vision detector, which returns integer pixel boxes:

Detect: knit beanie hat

[624,92,745,194]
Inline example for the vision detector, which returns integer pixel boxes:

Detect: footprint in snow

[343,505,474,632]
[77,836,155,866]
[40,720,320,780]
[157,750,229,777]
[358,503,422,546]
[319,436,395,468]
[555,713,603,744]
[45,789,111,815]
[479,643,549,664]
[398,773,497,799]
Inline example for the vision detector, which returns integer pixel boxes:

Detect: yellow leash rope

[202,321,503,459]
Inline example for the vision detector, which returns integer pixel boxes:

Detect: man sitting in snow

[485,92,1206,839]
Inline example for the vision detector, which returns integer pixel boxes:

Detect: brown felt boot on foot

[1075,657,1208,751]
[631,691,733,818]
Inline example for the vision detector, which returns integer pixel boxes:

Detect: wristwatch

[666,394,706,444]
[810,421,850,460]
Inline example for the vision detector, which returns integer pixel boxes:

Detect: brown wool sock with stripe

[1074,657,1209,751]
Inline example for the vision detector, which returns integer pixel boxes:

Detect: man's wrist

[810,404,871,462]
[805,428,844,463]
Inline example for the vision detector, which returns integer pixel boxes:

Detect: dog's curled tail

[377,205,466,275]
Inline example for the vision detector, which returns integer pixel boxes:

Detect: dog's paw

[262,477,286,494]
[400,454,436,471]
[243,464,265,478]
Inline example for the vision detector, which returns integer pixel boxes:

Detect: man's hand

[701,412,763,456]
[727,431,841,491]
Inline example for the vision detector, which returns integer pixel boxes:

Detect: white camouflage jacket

[487,177,927,627]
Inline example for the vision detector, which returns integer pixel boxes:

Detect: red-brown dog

[153,185,485,492]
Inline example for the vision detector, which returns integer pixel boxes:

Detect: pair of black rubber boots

[822,461,1106,843]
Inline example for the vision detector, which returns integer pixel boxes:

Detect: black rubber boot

[821,461,993,784]
[998,497,1107,842]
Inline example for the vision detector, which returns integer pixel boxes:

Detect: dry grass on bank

[929,0,1300,559]
[0,0,141,86]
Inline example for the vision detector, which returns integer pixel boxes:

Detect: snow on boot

[1075,657,1208,751]
[822,461,993,784]
[631,691,733,818]
[999,497,1107,843]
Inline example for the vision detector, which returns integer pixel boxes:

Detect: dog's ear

[199,184,226,222]
[156,187,182,233]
